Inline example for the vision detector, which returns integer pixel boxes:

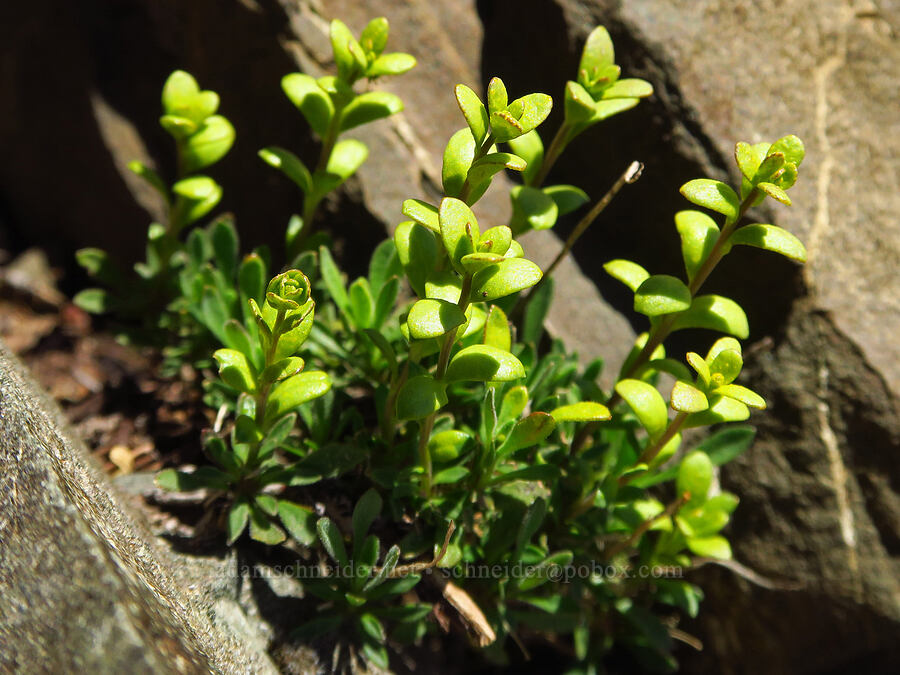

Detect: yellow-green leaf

[670,381,709,413]
[445,345,525,383]
[604,259,649,292]
[550,401,611,423]
[615,379,669,440]
[680,179,741,222]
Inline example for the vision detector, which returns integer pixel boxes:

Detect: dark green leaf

[483,305,511,351]
[407,298,466,339]
[401,199,440,233]
[318,245,349,314]
[428,430,473,462]
[510,185,558,232]
[601,78,653,99]
[675,210,720,281]
[396,375,448,420]
[393,221,438,297]
[181,115,235,173]
[507,129,543,185]
[259,147,312,194]
[265,371,332,419]
[367,52,416,78]
[226,500,250,545]
[757,181,791,205]
[455,83,489,145]
[498,412,556,456]
[127,161,169,201]
[249,505,286,545]
[359,17,389,57]
[439,197,479,273]
[670,381,709,413]
[550,401,611,422]
[543,184,589,216]
[442,127,476,198]
[604,259,649,292]
[615,379,668,440]
[214,349,256,393]
[73,288,114,314]
[317,517,349,566]
[579,26,615,81]
[352,488,382,546]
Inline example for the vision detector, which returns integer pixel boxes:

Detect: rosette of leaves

[259,17,416,259]
[75,70,235,321]
[157,270,333,545]
[445,76,551,206]
[500,25,652,217]
[454,77,592,235]
[297,489,434,669]
[562,27,653,143]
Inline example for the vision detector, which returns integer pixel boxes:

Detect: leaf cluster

[73,17,810,674]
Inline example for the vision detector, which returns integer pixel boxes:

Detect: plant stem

[458,134,495,204]
[380,361,409,445]
[416,275,473,497]
[528,122,571,188]
[635,412,687,469]
[247,308,285,468]
[511,161,643,323]
[289,103,346,258]
[602,492,688,561]
[416,414,436,497]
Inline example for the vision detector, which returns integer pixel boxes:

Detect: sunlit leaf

[615,379,668,440]
[445,345,525,383]
[634,275,692,316]
[680,179,740,222]
[730,223,806,262]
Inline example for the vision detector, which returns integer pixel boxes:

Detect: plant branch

[572,187,762,454]
[602,492,688,561]
[389,521,457,576]
[528,122,571,188]
[633,411,688,472]
[417,275,473,496]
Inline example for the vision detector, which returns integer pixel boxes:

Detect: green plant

[298,489,452,668]
[157,269,332,544]
[74,71,235,329]
[77,19,809,674]
[259,17,415,260]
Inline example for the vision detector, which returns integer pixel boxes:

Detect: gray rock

[535,1,900,671]
[0,341,278,674]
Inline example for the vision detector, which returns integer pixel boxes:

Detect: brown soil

[0,248,212,477]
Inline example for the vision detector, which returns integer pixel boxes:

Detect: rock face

[0,342,277,674]
[1,0,898,673]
